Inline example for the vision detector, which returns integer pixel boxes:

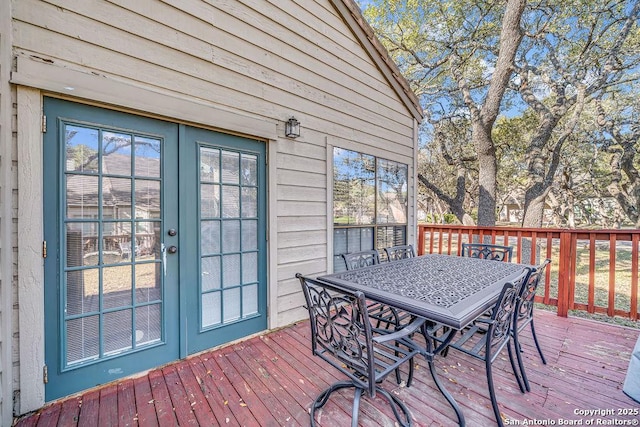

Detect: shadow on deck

[14,310,640,426]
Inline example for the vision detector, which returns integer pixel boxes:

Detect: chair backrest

[384,245,415,262]
[515,259,551,327]
[486,269,529,359]
[462,243,513,262]
[118,241,132,256]
[342,249,380,270]
[296,273,377,396]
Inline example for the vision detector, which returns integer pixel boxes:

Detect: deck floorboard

[14,310,640,426]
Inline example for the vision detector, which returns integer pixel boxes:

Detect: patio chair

[428,269,530,427]
[384,244,415,261]
[343,249,417,385]
[118,241,133,259]
[512,258,551,392]
[341,249,380,270]
[296,274,424,427]
[461,243,513,262]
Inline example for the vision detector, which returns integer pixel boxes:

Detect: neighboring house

[0,0,422,421]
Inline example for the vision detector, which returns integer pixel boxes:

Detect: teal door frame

[43,97,181,400]
[43,98,267,400]
[179,125,267,354]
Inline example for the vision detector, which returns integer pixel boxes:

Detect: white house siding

[7,0,419,413]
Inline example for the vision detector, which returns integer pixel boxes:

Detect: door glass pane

[242,220,257,251]
[241,154,257,185]
[243,284,258,316]
[202,292,221,327]
[198,146,261,329]
[136,221,160,260]
[65,125,99,173]
[135,179,161,219]
[242,253,257,283]
[66,175,99,219]
[102,132,132,176]
[223,288,241,322]
[222,186,239,218]
[134,137,161,178]
[103,265,132,309]
[241,188,257,218]
[202,256,221,292]
[103,177,132,218]
[63,122,164,368]
[201,220,220,254]
[135,304,162,345]
[66,222,99,267]
[221,151,239,183]
[200,148,220,183]
[103,310,132,355]
[66,269,99,315]
[66,316,99,365]
[222,254,241,288]
[135,263,162,304]
[200,184,220,218]
[222,220,240,253]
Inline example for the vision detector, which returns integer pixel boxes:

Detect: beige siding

[9,0,418,411]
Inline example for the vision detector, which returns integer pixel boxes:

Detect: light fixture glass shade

[285,117,300,138]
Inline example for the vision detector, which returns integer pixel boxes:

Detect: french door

[43,98,266,400]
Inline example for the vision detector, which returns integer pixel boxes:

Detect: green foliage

[359,0,640,227]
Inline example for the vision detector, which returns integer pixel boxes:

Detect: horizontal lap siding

[11,0,415,333]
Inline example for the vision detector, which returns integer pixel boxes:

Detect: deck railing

[417,224,640,320]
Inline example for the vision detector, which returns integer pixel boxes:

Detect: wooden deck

[14,310,640,426]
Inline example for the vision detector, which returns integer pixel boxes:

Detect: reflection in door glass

[66,175,99,219]
[200,148,220,182]
[199,146,260,329]
[221,151,239,183]
[102,132,132,176]
[63,123,163,368]
[65,125,99,173]
[135,136,161,178]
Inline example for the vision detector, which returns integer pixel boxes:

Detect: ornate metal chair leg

[508,339,526,393]
[376,386,413,426]
[485,359,504,427]
[310,381,353,426]
[512,327,531,392]
[350,388,364,427]
[530,320,547,364]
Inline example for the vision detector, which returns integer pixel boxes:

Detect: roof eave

[331,0,424,122]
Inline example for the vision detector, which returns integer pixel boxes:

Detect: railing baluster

[631,234,639,321]
[588,234,596,314]
[544,232,553,305]
[417,224,639,321]
[608,234,617,317]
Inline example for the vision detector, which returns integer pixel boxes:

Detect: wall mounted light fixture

[285,117,300,138]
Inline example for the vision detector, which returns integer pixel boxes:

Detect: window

[333,148,408,271]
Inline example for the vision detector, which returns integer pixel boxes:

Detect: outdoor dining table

[317,253,532,426]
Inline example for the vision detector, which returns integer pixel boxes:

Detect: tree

[514,1,640,227]
[360,0,640,227]
[363,0,526,226]
[417,119,477,224]
[593,89,640,227]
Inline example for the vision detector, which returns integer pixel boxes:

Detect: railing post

[417,225,425,256]
[557,231,572,317]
